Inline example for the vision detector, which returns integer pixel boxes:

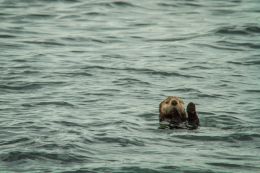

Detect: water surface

[0,0,260,172]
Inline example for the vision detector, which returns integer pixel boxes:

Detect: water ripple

[22,40,66,47]
[0,151,88,163]
[35,101,75,107]
[94,136,145,147]
[215,25,260,35]
[0,137,31,146]
[82,65,204,78]
[0,82,65,91]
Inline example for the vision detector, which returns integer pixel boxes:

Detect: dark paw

[187,102,200,127]
[187,102,196,114]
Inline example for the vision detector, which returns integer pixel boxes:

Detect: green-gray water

[1,0,260,172]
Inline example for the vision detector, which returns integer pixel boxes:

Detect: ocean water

[0,0,260,172]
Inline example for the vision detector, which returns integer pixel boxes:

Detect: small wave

[56,72,93,77]
[113,77,151,86]
[0,137,31,146]
[216,26,249,35]
[174,131,260,143]
[89,1,136,8]
[126,67,203,78]
[1,42,27,49]
[180,65,211,70]
[0,82,65,91]
[85,92,115,97]
[100,89,121,93]
[37,143,61,150]
[173,134,232,142]
[147,34,203,42]
[54,120,84,127]
[61,169,91,173]
[62,167,163,173]
[20,13,56,19]
[215,25,260,35]
[11,59,28,63]
[157,2,203,8]
[206,162,259,170]
[197,93,224,98]
[163,88,201,93]
[36,101,75,107]
[0,151,87,163]
[84,12,105,16]
[138,112,157,121]
[114,167,162,173]
[22,70,40,74]
[15,0,79,3]
[0,83,43,91]
[218,40,260,49]
[181,2,203,7]
[245,26,260,33]
[82,65,204,78]
[111,1,135,7]
[228,56,260,66]
[159,165,216,173]
[195,43,245,51]
[89,120,140,130]
[199,111,216,116]
[157,3,178,8]
[244,60,260,65]
[94,136,145,146]
[4,69,40,75]
[229,132,260,141]
[244,89,260,93]
[227,60,260,65]
[132,23,155,27]
[90,38,106,44]
[9,65,31,69]
[0,34,16,38]
[23,101,75,108]
[140,68,199,78]
[203,115,244,128]
[22,40,65,47]
[61,36,90,42]
[211,9,237,15]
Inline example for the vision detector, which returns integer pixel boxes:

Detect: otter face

[163,97,181,114]
[159,96,187,122]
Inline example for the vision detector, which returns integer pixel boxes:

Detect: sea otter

[159,96,199,129]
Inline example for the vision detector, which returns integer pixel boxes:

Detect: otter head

[159,96,187,122]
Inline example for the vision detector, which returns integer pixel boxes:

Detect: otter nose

[171,100,178,106]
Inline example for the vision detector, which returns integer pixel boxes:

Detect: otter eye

[165,101,169,104]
